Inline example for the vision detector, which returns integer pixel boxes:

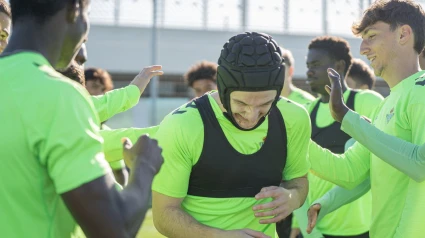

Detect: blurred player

[345,58,376,90]
[292,36,383,238]
[184,61,217,97]
[0,0,163,237]
[280,48,315,107]
[306,1,425,237]
[0,0,10,53]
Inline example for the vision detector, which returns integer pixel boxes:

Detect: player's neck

[3,21,65,68]
[281,82,295,97]
[382,54,421,88]
[211,92,227,113]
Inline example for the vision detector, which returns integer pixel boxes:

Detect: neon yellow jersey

[287,87,315,107]
[305,89,383,236]
[0,52,110,237]
[309,71,425,238]
[152,93,311,237]
[101,126,160,162]
[91,85,140,123]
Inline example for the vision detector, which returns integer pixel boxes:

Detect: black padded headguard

[217,32,285,131]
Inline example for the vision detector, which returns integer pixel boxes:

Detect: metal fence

[90,0,384,36]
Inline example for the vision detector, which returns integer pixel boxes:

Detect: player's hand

[324,68,349,122]
[306,203,321,234]
[122,135,163,173]
[290,228,301,238]
[253,186,299,224]
[130,65,164,95]
[226,229,271,238]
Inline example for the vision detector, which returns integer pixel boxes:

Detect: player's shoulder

[160,98,203,129]
[293,87,316,101]
[404,74,425,104]
[354,89,384,101]
[276,97,311,125]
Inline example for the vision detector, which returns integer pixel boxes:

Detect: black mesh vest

[310,90,358,154]
[187,95,288,198]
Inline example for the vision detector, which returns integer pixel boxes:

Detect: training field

[137,209,165,238]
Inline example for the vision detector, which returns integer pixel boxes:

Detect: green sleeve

[91,85,140,123]
[38,83,111,194]
[152,114,193,198]
[109,160,126,170]
[313,177,371,223]
[292,201,324,237]
[342,110,425,182]
[282,105,311,181]
[100,126,159,163]
[308,140,370,189]
[354,90,384,119]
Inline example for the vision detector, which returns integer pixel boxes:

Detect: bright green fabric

[313,178,371,224]
[91,85,140,123]
[300,89,381,236]
[101,126,159,163]
[292,201,324,238]
[342,110,425,182]
[310,71,425,238]
[152,94,311,237]
[287,87,316,107]
[0,52,110,238]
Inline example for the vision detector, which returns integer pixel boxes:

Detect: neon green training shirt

[309,71,425,238]
[0,52,111,237]
[287,87,316,107]
[298,89,382,236]
[152,92,311,237]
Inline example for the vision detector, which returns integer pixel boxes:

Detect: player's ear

[66,0,81,24]
[398,24,413,46]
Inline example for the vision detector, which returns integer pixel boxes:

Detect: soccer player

[292,36,383,238]
[0,0,164,237]
[306,1,425,237]
[59,63,131,186]
[184,60,218,97]
[280,48,315,107]
[85,67,114,96]
[0,0,10,53]
[151,32,310,238]
[345,58,376,90]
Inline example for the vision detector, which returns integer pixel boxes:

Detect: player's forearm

[92,85,140,123]
[313,177,371,223]
[117,164,156,236]
[153,206,225,238]
[308,141,367,189]
[282,176,308,210]
[342,110,425,182]
[101,126,159,163]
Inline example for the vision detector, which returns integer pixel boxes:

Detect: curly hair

[10,0,87,23]
[184,61,218,87]
[57,60,85,86]
[308,36,353,74]
[84,67,114,92]
[346,58,376,89]
[352,0,425,54]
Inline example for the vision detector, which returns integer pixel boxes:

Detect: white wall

[106,98,189,128]
[85,25,365,79]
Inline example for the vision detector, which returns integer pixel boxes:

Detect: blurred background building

[85,0,425,128]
